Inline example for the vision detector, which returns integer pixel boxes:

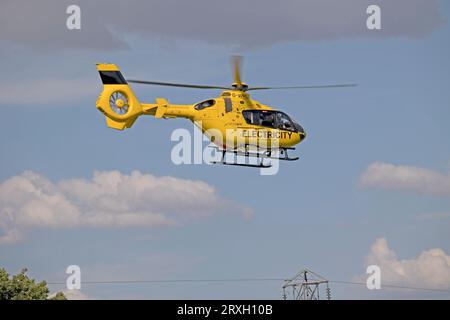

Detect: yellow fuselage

[141,91,305,149]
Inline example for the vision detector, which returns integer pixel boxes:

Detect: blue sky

[1,0,450,299]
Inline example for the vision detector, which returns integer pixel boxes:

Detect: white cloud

[63,289,89,300]
[364,238,450,290]
[359,162,450,196]
[0,170,252,244]
[49,289,89,300]
[0,77,98,106]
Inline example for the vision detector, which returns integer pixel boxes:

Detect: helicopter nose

[300,132,306,141]
[296,125,306,141]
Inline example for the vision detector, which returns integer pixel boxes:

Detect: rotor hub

[115,99,125,108]
[231,82,249,92]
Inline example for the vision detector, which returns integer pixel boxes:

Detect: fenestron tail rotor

[109,91,129,115]
[126,56,357,92]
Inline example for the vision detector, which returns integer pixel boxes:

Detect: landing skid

[210,161,272,168]
[229,149,299,161]
[209,146,299,168]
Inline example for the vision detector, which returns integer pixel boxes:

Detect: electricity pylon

[282,268,331,300]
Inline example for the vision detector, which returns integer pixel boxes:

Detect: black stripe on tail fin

[98,71,128,85]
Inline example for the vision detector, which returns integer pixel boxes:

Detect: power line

[47,277,450,294]
[329,280,450,294]
[48,278,285,285]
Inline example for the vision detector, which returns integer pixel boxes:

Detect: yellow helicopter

[95,57,355,168]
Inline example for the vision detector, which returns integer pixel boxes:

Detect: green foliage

[0,267,66,300]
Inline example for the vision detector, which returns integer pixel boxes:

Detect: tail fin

[95,63,143,130]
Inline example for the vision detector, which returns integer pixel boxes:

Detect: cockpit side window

[242,110,296,131]
[194,99,215,110]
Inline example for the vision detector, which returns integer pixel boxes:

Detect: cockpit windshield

[242,110,303,133]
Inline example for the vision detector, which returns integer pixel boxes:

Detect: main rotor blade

[127,79,229,90]
[247,84,357,91]
[232,55,243,86]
